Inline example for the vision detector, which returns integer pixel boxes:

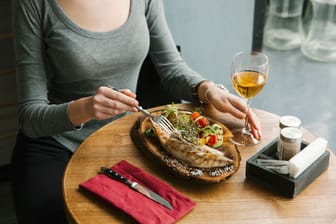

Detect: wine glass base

[230,128,260,146]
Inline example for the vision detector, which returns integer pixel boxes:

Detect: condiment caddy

[246,138,330,197]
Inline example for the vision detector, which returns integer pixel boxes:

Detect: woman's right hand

[197,81,262,140]
[68,86,139,127]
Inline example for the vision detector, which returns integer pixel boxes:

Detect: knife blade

[100,167,173,210]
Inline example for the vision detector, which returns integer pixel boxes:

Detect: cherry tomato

[195,117,208,128]
[207,134,217,146]
[190,111,200,120]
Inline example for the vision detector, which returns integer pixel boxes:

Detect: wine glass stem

[243,99,251,132]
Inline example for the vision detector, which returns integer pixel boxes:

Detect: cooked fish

[150,118,233,168]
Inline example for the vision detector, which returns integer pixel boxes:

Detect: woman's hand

[198,81,262,140]
[68,86,139,127]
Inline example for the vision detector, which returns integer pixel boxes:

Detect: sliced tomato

[207,134,217,146]
[195,117,208,128]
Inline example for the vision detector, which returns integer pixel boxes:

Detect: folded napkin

[79,160,196,224]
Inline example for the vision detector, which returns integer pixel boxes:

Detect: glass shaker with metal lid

[277,115,302,159]
[279,127,303,160]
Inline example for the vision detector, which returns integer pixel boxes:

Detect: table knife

[100,167,173,210]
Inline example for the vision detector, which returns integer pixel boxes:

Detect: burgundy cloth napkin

[79,160,196,224]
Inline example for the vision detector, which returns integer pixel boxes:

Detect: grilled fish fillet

[150,119,233,168]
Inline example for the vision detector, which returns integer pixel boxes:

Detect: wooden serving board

[130,108,241,183]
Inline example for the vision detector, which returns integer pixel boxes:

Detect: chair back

[136,47,182,108]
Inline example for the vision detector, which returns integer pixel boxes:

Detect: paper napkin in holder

[288,137,328,178]
[79,160,196,224]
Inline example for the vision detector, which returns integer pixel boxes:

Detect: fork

[136,105,177,135]
[109,86,177,135]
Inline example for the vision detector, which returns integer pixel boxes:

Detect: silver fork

[108,86,177,135]
[136,106,177,135]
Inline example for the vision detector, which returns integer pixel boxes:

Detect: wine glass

[230,51,269,146]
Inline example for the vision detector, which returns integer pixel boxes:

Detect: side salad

[161,104,224,148]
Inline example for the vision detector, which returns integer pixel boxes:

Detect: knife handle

[101,167,133,186]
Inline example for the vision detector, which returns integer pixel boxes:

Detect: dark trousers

[10,131,72,224]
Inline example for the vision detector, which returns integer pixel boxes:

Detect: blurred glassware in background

[264,0,305,50]
[301,0,336,62]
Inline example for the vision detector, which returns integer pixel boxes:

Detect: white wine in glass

[230,51,269,146]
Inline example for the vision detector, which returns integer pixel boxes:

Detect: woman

[11,0,261,223]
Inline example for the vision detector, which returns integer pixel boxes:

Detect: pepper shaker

[277,115,302,159]
[279,127,303,160]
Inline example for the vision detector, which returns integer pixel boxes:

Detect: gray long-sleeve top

[14,0,205,152]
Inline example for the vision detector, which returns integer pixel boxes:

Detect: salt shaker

[277,115,302,159]
[279,115,301,129]
[279,127,303,160]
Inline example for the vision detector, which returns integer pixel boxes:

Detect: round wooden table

[63,104,336,224]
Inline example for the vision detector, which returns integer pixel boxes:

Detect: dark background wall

[0,0,17,170]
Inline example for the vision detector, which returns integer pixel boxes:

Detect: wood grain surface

[63,104,336,224]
